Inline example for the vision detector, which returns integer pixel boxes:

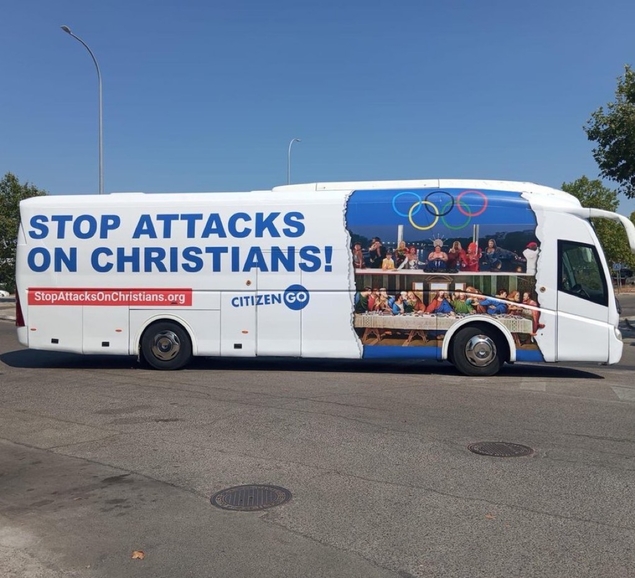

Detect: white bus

[15,179,635,376]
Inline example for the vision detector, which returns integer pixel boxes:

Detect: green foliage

[562,177,635,268]
[0,173,47,293]
[584,65,635,198]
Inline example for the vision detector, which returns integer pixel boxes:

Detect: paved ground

[0,297,16,322]
[1,297,635,577]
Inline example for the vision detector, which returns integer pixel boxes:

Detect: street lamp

[61,25,104,195]
[287,138,301,185]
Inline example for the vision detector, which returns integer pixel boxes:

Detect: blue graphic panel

[346,188,536,244]
[362,345,441,360]
[363,346,544,363]
[515,350,545,363]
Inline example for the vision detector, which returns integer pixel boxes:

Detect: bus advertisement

[14,179,635,375]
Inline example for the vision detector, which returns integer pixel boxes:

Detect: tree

[584,65,635,198]
[0,173,47,293]
[561,176,634,268]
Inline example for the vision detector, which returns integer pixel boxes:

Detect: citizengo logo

[231,284,310,311]
[283,284,310,311]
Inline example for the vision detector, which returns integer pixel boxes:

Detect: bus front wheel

[451,325,504,377]
[141,321,193,370]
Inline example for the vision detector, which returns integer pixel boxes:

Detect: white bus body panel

[83,306,129,355]
[257,269,302,357]
[26,305,83,353]
[220,292,256,356]
[301,290,361,359]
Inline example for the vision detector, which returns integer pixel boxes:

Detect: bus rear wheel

[451,325,504,377]
[141,321,192,370]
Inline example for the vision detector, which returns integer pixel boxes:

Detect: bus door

[554,216,610,362]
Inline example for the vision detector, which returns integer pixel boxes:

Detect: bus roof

[275,178,576,198]
[273,179,582,208]
[20,179,581,209]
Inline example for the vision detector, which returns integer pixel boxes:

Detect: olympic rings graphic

[391,189,489,231]
[424,190,454,217]
[408,200,440,231]
[440,199,471,230]
[392,191,423,218]
[456,190,488,217]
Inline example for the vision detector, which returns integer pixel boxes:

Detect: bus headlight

[614,326,623,341]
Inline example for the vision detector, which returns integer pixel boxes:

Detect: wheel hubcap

[151,330,181,361]
[465,334,497,367]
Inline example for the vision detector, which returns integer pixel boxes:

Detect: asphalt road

[1,302,635,578]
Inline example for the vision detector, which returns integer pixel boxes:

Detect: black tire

[451,325,504,377]
[141,321,192,370]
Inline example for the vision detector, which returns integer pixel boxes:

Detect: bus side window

[557,240,608,307]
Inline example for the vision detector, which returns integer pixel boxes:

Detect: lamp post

[61,25,104,195]
[287,138,301,185]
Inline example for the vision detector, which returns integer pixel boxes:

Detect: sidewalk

[0,298,15,322]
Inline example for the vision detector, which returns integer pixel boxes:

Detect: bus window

[558,240,608,307]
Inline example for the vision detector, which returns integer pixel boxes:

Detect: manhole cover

[468,442,534,457]
[210,484,291,511]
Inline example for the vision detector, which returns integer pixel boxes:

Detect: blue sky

[2,0,635,217]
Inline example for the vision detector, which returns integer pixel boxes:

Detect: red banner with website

[28,288,193,306]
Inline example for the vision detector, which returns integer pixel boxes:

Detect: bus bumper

[608,325,623,364]
[17,326,28,347]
